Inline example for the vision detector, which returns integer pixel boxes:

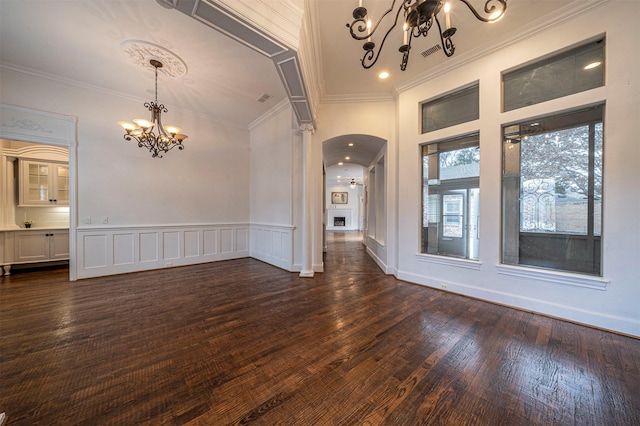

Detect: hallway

[0,232,639,424]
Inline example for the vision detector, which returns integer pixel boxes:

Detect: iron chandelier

[118,59,187,158]
[347,0,507,71]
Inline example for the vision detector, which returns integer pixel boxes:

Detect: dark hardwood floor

[1,231,639,425]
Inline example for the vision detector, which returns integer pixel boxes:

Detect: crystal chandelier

[118,59,187,158]
[347,0,507,71]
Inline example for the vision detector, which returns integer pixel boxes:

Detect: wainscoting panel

[81,234,108,270]
[113,233,134,266]
[139,232,159,263]
[220,228,234,254]
[203,229,218,256]
[250,224,295,272]
[184,230,200,258]
[76,224,250,279]
[162,231,180,260]
[237,228,249,252]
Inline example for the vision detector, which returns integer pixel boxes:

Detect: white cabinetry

[19,160,69,206]
[1,229,69,275]
[14,231,69,262]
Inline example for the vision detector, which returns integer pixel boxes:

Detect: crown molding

[0,62,249,130]
[248,97,291,131]
[302,0,326,110]
[321,92,396,104]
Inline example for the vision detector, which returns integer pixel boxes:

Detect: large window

[502,105,604,275]
[422,134,480,260]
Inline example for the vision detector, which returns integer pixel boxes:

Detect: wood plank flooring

[1,231,639,425]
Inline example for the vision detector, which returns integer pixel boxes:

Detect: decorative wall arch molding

[0,104,76,147]
[2,145,69,163]
[159,0,315,127]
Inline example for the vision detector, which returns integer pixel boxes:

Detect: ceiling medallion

[119,40,187,77]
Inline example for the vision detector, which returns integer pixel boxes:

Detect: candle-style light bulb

[444,2,451,30]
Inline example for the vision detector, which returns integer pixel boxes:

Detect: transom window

[503,39,604,112]
[421,83,479,133]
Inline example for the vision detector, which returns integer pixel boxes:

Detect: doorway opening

[0,105,77,280]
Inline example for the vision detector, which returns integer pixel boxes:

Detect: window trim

[496,264,608,291]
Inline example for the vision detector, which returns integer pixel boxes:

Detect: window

[503,39,604,112]
[422,133,480,260]
[421,83,479,133]
[502,105,604,275]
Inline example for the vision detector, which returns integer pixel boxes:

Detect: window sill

[496,264,608,290]
[415,253,481,270]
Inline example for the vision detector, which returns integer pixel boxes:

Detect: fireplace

[334,216,346,226]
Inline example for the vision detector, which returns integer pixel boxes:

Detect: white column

[299,124,315,277]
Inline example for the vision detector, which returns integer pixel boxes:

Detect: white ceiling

[1,0,580,156]
[315,0,576,100]
[0,0,287,127]
[325,163,365,188]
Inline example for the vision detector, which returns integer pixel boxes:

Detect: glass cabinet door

[54,165,69,203]
[27,162,50,204]
[20,160,69,206]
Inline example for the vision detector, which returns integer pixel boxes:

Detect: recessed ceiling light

[584,61,602,70]
[337,175,341,178]
[348,143,354,147]
[345,156,350,160]
[338,162,343,165]
[379,71,389,79]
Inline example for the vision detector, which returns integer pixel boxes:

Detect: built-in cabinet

[1,229,69,275]
[19,159,69,206]
[14,230,69,262]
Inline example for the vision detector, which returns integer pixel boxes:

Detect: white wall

[250,101,293,226]
[395,1,640,336]
[249,101,302,271]
[0,69,252,278]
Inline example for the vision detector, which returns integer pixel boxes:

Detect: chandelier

[118,59,187,158]
[347,0,507,71]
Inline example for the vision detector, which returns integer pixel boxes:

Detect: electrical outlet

[102,216,109,224]
[165,262,173,267]
[441,284,447,289]
[84,217,91,224]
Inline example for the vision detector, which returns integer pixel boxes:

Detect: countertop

[0,227,69,232]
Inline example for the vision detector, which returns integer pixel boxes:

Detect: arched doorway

[321,134,386,267]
